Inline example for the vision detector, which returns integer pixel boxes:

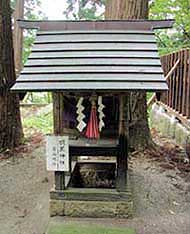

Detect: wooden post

[13,0,24,76]
[55,171,65,190]
[53,92,65,190]
[116,94,129,192]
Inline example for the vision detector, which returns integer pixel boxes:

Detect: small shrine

[11,19,172,217]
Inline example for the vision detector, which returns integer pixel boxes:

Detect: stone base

[150,103,190,146]
[50,199,133,218]
[49,188,133,218]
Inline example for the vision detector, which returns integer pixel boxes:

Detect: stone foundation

[49,188,133,218]
[150,103,190,145]
[50,199,133,218]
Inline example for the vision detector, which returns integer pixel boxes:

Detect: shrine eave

[11,20,171,93]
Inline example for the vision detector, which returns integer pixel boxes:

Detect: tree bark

[0,0,23,150]
[105,0,152,150]
[13,0,24,76]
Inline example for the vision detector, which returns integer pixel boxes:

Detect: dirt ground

[0,135,190,234]
[0,144,53,234]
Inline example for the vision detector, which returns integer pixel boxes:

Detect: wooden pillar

[55,171,65,190]
[116,94,129,192]
[53,92,65,190]
[13,0,24,76]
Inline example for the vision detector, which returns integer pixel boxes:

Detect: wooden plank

[37,30,155,35]
[32,42,158,51]
[35,33,155,43]
[159,56,167,104]
[166,53,169,105]
[175,51,180,111]
[168,53,172,107]
[178,50,183,113]
[182,50,187,116]
[25,58,161,67]
[69,138,118,147]
[20,66,163,74]
[19,72,164,78]
[17,74,165,82]
[69,138,118,157]
[69,146,118,157]
[147,58,180,107]
[171,52,176,108]
[50,188,131,201]
[11,81,168,92]
[187,50,190,118]
[17,19,174,31]
[31,48,158,53]
[29,50,160,59]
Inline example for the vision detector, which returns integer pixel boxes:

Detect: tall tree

[0,0,23,150]
[63,0,105,20]
[13,0,24,76]
[105,0,152,150]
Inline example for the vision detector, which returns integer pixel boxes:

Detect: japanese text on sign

[46,136,69,171]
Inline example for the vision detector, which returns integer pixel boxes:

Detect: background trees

[0,0,23,150]
[64,0,105,20]
[105,0,151,150]
[1,0,188,151]
[63,0,190,56]
[150,0,190,55]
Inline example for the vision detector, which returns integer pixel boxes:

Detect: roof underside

[11,21,169,92]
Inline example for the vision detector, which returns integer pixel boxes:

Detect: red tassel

[85,104,99,139]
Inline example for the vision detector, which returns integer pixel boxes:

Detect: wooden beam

[116,94,129,192]
[17,19,175,31]
[50,188,131,201]
[147,58,180,107]
[55,171,65,190]
[53,92,66,190]
[70,146,118,157]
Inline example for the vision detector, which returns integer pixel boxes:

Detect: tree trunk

[13,0,24,76]
[0,0,23,150]
[105,0,153,150]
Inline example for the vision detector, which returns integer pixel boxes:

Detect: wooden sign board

[46,136,69,172]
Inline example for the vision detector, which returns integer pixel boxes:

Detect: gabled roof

[11,20,172,92]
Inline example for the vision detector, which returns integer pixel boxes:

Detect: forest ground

[0,107,190,234]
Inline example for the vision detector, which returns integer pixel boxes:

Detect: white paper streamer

[98,96,105,132]
[76,97,86,132]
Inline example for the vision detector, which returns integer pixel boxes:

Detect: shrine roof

[11,20,174,92]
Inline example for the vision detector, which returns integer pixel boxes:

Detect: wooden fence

[160,49,190,119]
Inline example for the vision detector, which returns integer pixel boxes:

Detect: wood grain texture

[160,49,190,119]
[0,0,23,149]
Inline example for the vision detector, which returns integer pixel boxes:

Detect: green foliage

[63,0,105,20]
[47,223,135,234]
[149,0,190,55]
[23,92,52,104]
[22,109,53,135]
[12,0,49,103]
[11,0,46,63]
